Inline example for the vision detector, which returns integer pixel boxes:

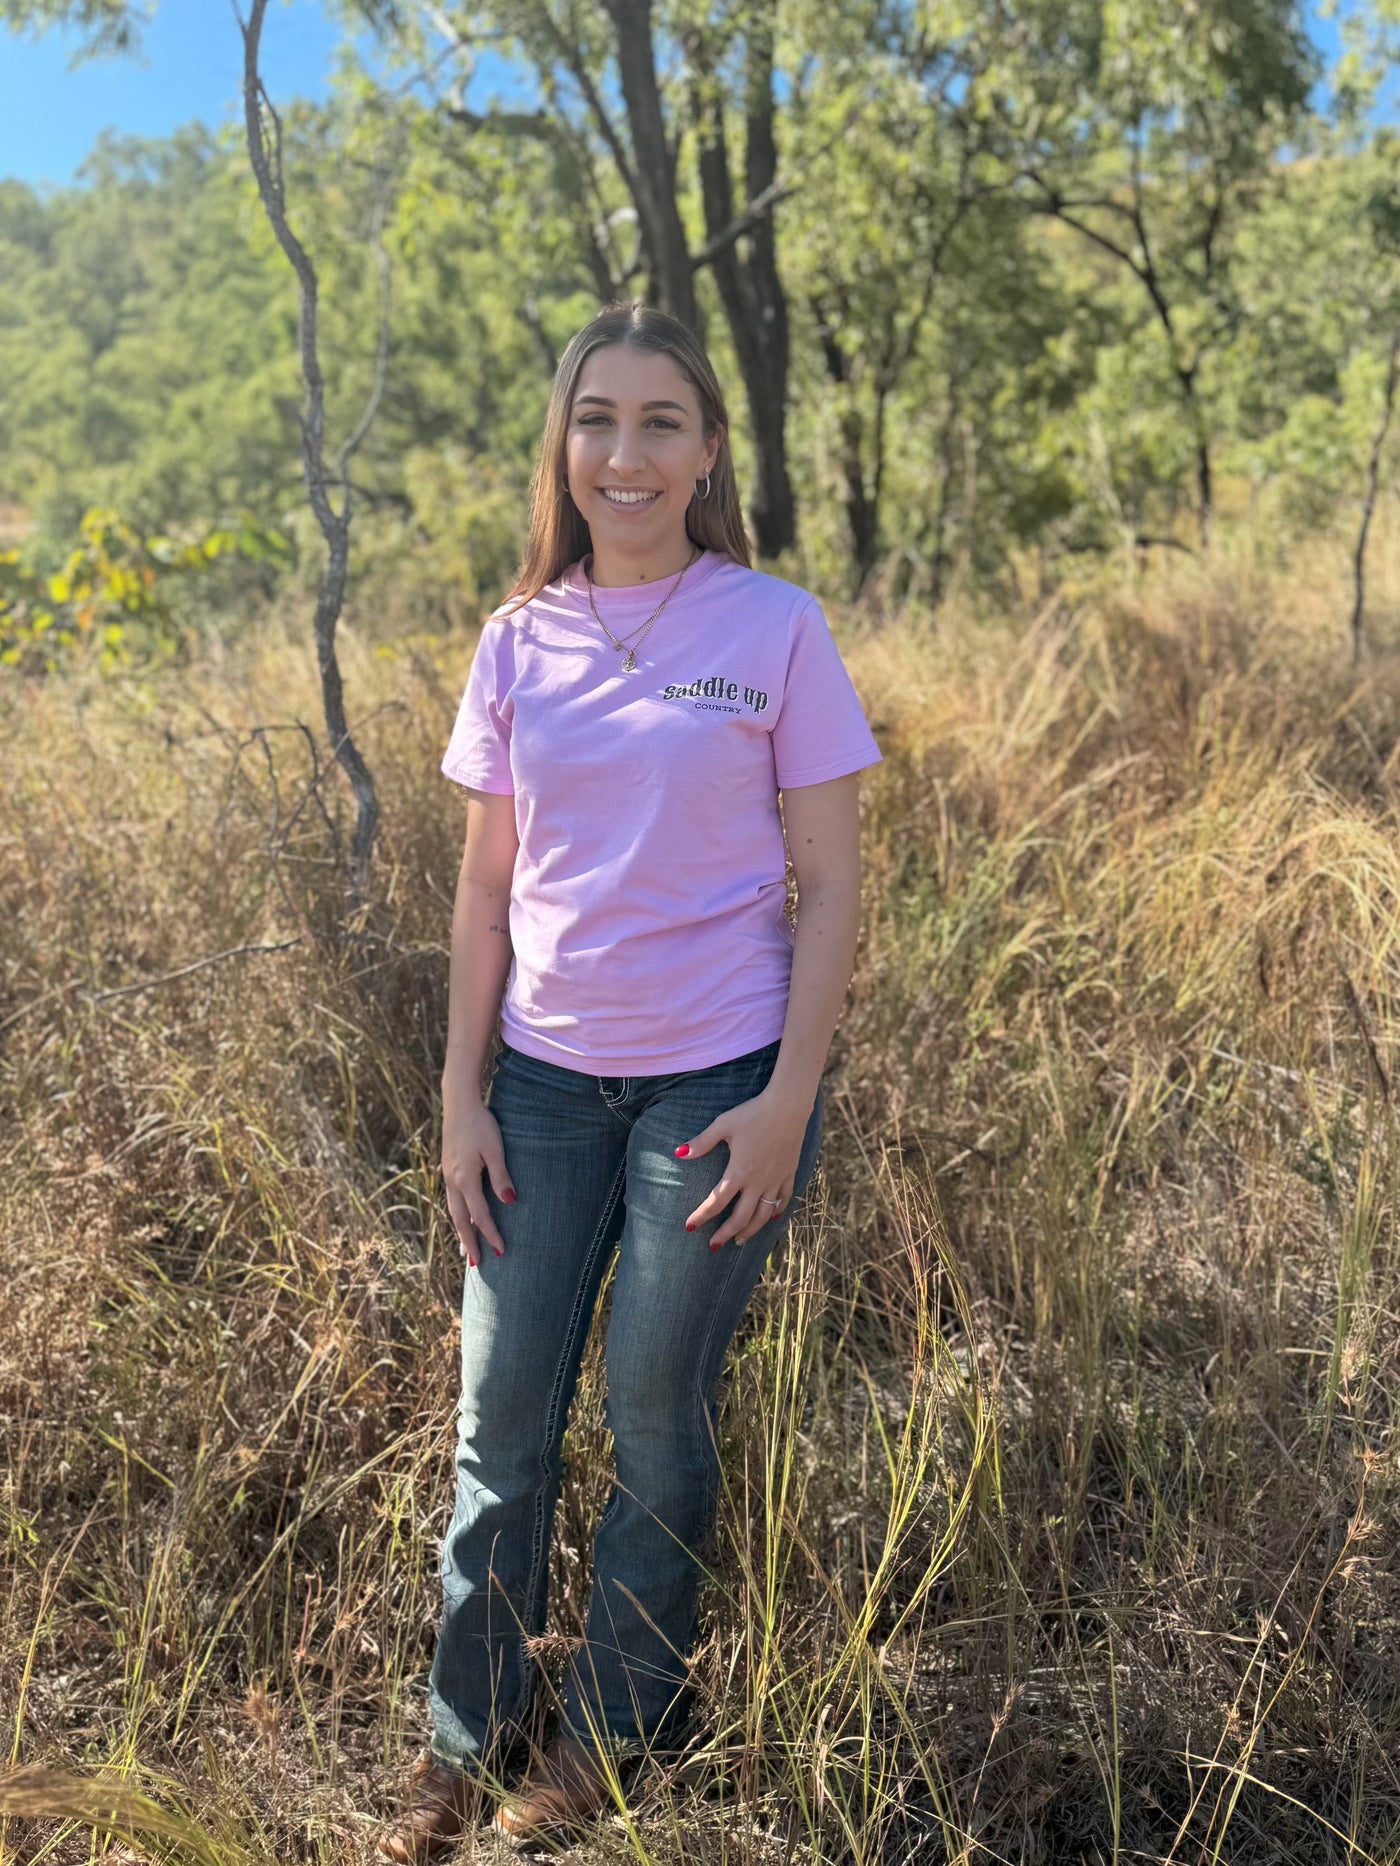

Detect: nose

[608,424,648,475]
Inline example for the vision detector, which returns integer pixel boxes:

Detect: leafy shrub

[0,507,289,674]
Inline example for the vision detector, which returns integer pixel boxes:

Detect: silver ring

[759,1196,782,1207]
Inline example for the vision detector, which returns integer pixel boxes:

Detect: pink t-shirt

[441,549,882,1074]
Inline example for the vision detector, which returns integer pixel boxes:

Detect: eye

[573,413,682,429]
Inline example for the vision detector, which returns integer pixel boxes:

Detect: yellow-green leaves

[0,507,289,675]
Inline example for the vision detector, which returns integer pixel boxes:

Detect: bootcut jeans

[426,1035,824,1772]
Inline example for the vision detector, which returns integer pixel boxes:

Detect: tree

[351,0,801,556]
[0,0,143,52]
[0,132,313,541]
[683,0,794,554]
[1307,5,1400,657]
[957,0,1319,545]
[786,28,1003,591]
[237,0,391,887]
[1348,153,1400,661]
[11,0,1400,611]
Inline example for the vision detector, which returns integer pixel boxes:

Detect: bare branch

[447,103,562,138]
[1020,168,1146,280]
[424,1,465,51]
[542,2,640,203]
[690,95,865,274]
[689,170,797,271]
[238,0,381,886]
[85,939,305,1004]
[446,97,627,300]
[521,294,558,373]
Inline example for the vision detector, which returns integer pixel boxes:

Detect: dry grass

[3,531,1400,1863]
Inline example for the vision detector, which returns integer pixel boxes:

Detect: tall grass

[3,530,1400,1862]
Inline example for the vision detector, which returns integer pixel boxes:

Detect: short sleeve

[770,600,883,789]
[441,618,515,794]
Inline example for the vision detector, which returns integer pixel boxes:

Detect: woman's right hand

[442,1094,517,1267]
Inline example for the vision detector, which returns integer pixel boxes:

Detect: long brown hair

[502,303,752,613]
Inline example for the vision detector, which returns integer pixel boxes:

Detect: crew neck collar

[563,548,723,605]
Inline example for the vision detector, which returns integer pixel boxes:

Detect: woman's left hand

[677,1084,814,1248]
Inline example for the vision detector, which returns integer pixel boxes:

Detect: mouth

[599,488,662,508]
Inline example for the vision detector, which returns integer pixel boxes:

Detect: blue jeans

[427,1036,824,1770]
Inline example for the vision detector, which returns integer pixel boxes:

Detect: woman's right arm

[441,789,520,1267]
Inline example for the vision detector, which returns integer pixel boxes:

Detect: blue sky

[0,1,372,189]
[0,0,1375,192]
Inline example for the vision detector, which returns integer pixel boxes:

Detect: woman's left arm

[680,772,864,1247]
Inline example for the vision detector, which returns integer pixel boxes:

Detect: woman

[378,303,881,1858]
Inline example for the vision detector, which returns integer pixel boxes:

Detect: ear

[702,429,725,477]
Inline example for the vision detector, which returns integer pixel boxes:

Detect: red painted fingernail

[685,1223,696,1233]
[503,1189,517,1203]
[675,1145,690,1158]
[710,1240,723,1253]
[493,1245,504,1257]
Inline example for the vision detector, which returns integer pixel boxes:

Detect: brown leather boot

[491,1736,618,1848]
[375,1749,485,1861]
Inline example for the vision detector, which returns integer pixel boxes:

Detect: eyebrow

[574,396,689,413]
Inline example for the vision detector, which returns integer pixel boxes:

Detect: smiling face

[564,343,721,582]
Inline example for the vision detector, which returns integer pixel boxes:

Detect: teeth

[602,489,659,505]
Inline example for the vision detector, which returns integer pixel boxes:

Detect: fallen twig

[84,938,304,1003]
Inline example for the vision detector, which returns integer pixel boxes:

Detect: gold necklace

[584,546,699,673]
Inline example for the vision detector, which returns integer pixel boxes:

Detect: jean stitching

[595,1483,623,1533]
[688,1090,821,1526]
[516,1153,627,1721]
[692,1242,749,1502]
[690,1082,780,1482]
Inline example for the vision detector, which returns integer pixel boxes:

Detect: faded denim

[426,1036,823,1770]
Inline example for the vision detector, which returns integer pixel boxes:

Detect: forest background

[8,1,1400,1862]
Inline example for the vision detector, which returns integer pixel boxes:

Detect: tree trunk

[1195,430,1213,549]
[604,0,698,329]
[927,384,964,606]
[1352,327,1400,666]
[1173,362,1212,548]
[840,405,878,593]
[693,3,795,557]
[813,298,878,591]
